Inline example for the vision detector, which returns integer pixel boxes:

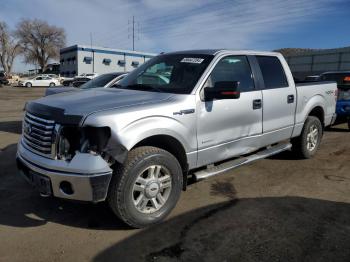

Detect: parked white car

[18,76,60,87]
[76,73,99,79]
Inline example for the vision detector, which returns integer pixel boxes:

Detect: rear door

[43,77,52,86]
[254,55,296,140]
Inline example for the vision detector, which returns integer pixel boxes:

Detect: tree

[16,19,66,72]
[0,21,21,73]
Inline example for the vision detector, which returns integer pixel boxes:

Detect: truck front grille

[22,112,55,158]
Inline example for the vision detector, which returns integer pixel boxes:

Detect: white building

[59,45,156,77]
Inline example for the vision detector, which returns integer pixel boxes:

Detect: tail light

[344,76,350,82]
[335,88,339,101]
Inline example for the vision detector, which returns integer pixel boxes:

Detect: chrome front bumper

[16,141,113,202]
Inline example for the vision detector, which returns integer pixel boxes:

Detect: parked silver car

[17,50,337,228]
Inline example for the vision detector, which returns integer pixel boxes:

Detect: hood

[45,87,78,96]
[26,88,174,123]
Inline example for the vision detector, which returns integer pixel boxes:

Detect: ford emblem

[24,122,32,134]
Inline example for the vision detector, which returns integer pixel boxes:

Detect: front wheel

[347,119,350,130]
[108,146,183,228]
[49,82,55,87]
[292,116,323,159]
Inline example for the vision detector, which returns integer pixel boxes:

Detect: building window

[84,56,92,64]
[131,61,139,67]
[103,58,111,65]
[118,60,126,66]
[71,56,76,64]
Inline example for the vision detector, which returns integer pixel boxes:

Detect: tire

[49,82,55,87]
[25,82,32,88]
[108,146,183,228]
[292,116,323,159]
[347,119,350,130]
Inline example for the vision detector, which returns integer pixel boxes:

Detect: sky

[0,0,349,72]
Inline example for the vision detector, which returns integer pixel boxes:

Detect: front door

[196,55,263,167]
[32,77,42,86]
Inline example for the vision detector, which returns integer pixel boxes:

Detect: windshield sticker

[181,58,204,64]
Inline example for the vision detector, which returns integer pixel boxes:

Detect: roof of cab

[164,49,281,56]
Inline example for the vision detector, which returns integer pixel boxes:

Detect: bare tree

[16,19,66,72]
[0,21,21,73]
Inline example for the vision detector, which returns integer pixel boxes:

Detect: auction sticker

[181,58,204,64]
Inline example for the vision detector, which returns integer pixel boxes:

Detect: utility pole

[132,16,135,51]
[128,16,139,51]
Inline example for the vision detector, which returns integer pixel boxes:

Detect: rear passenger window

[256,56,288,89]
[206,55,255,92]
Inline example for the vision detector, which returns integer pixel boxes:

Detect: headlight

[56,126,80,160]
[56,126,111,160]
[58,136,71,160]
[82,126,111,152]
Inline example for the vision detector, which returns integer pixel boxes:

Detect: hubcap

[306,124,319,151]
[132,165,172,214]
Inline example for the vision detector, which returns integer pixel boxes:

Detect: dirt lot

[0,86,350,262]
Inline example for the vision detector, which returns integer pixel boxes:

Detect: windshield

[117,54,213,94]
[80,74,118,89]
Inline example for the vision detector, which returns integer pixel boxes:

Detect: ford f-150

[16,50,337,228]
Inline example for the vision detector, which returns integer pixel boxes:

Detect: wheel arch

[132,134,188,173]
[308,106,325,128]
[131,134,189,190]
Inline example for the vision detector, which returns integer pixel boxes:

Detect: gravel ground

[0,86,349,262]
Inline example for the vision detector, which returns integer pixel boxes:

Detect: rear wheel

[347,119,350,130]
[49,82,55,87]
[292,116,323,159]
[108,146,183,228]
[25,82,32,88]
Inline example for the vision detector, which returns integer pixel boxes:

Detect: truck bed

[294,81,337,129]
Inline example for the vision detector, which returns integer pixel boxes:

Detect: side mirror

[204,81,240,101]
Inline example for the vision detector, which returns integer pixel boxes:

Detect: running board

[193,142,292,181]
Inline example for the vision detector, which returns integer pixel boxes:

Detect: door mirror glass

[204,81,240,100]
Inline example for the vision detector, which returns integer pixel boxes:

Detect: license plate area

[27,171,52,196]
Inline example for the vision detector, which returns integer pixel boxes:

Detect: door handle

[287,95,295,104]
[253,99,262,110]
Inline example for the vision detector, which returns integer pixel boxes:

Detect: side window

[36,77,42,80]
[205,56,255,92]
[256,56,288,89]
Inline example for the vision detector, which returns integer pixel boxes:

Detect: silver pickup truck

[16,50,337,228]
